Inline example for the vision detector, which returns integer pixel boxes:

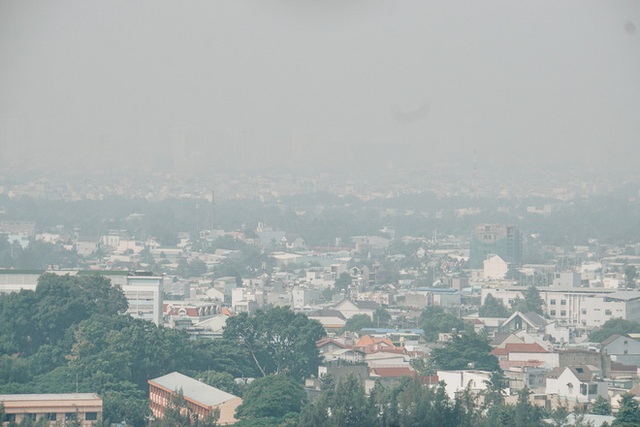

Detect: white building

[484,254,508,280]
[482,286,640,327]
[545,366,608,403]
[437,370,492,400]
[123,272,163,326]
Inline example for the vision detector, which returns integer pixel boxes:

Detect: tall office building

[469,224,522,269]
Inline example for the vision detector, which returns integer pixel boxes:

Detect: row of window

[549,299,567,305]
[549,310,567,317]
[2,412,98,422]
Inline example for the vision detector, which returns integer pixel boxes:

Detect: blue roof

[414,287,460,294]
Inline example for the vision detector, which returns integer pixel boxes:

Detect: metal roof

[149,372,238,407]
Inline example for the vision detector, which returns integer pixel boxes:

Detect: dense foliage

[589,318,640,343]
[419,306,467,342]
[0,275,261,426]
[223,306,325,380]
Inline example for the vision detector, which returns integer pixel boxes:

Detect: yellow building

[0,393,102,426]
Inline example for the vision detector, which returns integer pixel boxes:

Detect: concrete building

[0,393,102,426]
[545,366,608,404]
[123,272,163,326]
[552,271,582,288]
[148,372,242,425]
[437,370,492,400]
[469,224,522,269]
[484,254,508,280]
[481,286,640,327]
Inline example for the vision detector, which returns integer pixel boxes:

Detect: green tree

[342,314,373,333]
[156,389,218,427]
[612,393,640,426]
[513,387,543,427]
[430,331,500,371]
[483,371,508,408]
[334,272,352,293]
[223,307,325,379]
[591,395,611,415]
[373,307,391,328]
[196,371,242,397]
[479,294,511,318]
[624,266,637,289]
[420,306,466,342]
[235,375,306,421]
[589,318,640,343]
[329,373,373,427]
[511,286,544,315]
[0,274,127,355]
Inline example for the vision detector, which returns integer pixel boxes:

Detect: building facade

[469,224,522,269]
[0,393,102,426]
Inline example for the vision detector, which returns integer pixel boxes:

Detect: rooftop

[149,372,238,407]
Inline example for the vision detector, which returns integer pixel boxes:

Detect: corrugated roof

[149,372,238,407]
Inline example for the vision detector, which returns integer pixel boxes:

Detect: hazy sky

[1,1,639,177]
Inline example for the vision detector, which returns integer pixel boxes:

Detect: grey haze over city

[1,0,639,182]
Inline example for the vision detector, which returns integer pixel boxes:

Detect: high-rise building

[469,224,522,269]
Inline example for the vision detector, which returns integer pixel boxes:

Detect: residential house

[332,297,377,320]
[545,365,608,404]
[308,309,347,333]
[437,370,492,400]
[500,311,548,334]
[600,334,640,367]
[484,254,508,280]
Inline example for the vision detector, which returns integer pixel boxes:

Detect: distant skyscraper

[469,224,522,269]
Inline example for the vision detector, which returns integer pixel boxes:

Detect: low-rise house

[308,309,347,333]
[500,311,548,334]
[600,334,640,367]
[332,297,377,319]
[491,342,552,365]
[148,372,242,425]
[437,370,492,400]
[545,365,608,404]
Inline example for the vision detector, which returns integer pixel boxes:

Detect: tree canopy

[510,286,545,315]
[235,374,307,421]
[479,294,511,318]
[430,331,500,372]
[341,314,373,333]
[223,306,325,380]
[419,306,466,342]
[589,318,640,343]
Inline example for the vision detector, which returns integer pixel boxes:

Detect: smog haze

[1,0,639,180]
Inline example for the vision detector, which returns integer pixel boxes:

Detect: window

[550,299,556,305]
[580,383,587,395]
[561,300,567,305]
[65,413,76,421]
[46,413,57,421]
[24,414,36,421]
[85,412,98,421]
[605,309,612,316]
[2,414,16,422]
[550,310,556,316]
[561,310,567,316]
[588,384,598,394]
[581,309,587,315]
